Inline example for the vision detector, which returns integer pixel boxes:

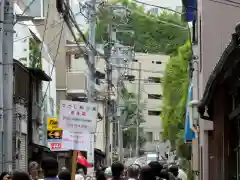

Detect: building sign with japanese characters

[59,100,97,133]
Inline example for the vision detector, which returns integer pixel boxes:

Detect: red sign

[50,143,62,150]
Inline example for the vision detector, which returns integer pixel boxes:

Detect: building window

[17,0,45,18]
[152,61,155,64]
[156,61,162,64]
[148,110,161,116]
[148,77,161,83]
[146,132,153,142]
[148,94,162,99]
[124,75,135,81]
[133,59,138,62]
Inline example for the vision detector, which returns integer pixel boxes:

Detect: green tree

[96,0,189,54]
[161,41,191,158]
[119,87,146,148]
[29,38,42,69]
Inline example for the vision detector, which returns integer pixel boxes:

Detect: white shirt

[178,169,187,180]
[75,174,85,180]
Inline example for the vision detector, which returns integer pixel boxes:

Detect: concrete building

[189,0,240,180]
[12,1,58,170]
[124,53,169,152]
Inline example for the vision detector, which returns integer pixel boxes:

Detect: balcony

[66,70,87,97]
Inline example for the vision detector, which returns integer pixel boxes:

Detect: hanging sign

[47,117,62,130]
[59,100,97,133]
[62,131,90,151]
[47,129,63,141]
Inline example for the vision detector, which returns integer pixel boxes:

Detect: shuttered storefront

[19,135,27,171]
[14,101,28,171]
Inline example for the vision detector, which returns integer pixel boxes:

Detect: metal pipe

[3,0,14,172]
[0,0,4,172]
[136,62,141,157]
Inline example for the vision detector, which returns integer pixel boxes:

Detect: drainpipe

[189,58,201,180]
[28,74,33,145]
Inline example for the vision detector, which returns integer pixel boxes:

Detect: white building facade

[124,53,170,152]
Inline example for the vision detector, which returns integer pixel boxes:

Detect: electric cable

[39,1,50,55]
[38,21,65,112]
[14,0,37,25]
[14,21,63,42]
[66,4,106,58]
[209,0,240,8]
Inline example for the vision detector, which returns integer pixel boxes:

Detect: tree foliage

[96,0,189,54]
[161,41,191,157]
[120,87,146,148]
[29,38,42,69]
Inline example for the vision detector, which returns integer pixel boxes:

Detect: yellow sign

[47,130,63,139]
[47,118,62,130]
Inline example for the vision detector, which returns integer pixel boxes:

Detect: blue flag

[184,84,197,142]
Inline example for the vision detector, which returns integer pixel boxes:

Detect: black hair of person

[0,172,9,180]
[58,170,71,180]
[96,171,106,180]
[139,165,156,180]
[148,161,163,177]
[111,161,124,178]
[159,169,170,180]
[12,172,31,180]
[168,165,179,177]
[41,157,59,177]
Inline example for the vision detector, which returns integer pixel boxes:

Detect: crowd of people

[96,161,185,180]
[0,158,185,180]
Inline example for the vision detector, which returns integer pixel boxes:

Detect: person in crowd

[168,165,179,179]
[139,165,155,180]
[12,172,31,180]
[104,167,112,180]
[41,157,59,180]
[58,170,71,180]
[29,161,39,180]
[111,162,124,180]
[159,169,176,180]
[96,171,106,180]
[75,169,85,180]
[0,172,10,180]
[148,161,163,179]
[126,164,140,180]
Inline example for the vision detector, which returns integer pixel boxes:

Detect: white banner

[59,100,97,133]
[62,131,91,151]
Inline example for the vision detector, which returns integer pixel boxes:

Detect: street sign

[47,129,63,141]
[47,117,62,130]
[49,142,62,150]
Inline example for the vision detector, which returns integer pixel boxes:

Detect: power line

[14,0,37,25]
[39,21,65,110]
[39,1,50,54]
[14,21,63,42]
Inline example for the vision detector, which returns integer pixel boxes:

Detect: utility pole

[87,0,96,103]
[87,0,96,167]
[116,54,124,162]
[0,0,4,172]
[3,0,14,172]
[136,63,141,157]
[104,24,113,166]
